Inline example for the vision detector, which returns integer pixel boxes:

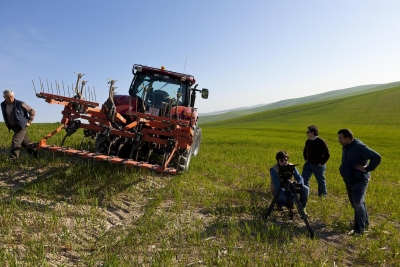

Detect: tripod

[264,166,315,238]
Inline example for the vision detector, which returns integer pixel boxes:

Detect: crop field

[1,86,399,266]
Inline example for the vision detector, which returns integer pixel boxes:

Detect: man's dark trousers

[11,125,34,158]
[345,179,369,234]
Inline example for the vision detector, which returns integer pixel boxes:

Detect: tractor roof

[133,64,196,86]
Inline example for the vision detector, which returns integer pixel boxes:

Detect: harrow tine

[90,88,95,102]
[32,80,37,94]
[87,86,91,102]
[39,77,44,93]
[55,80,59,95]
[46,78,52,94]
[93,87,96,102]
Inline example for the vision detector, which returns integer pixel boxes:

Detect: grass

[0,86,400,266]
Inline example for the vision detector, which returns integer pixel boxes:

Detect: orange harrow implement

[33,65,209,174]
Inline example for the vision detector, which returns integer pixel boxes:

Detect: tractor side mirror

[201,89,209,99]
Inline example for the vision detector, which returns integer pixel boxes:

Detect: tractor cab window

[131,73,187,110]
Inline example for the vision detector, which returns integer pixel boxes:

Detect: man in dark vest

[1,90,37,159]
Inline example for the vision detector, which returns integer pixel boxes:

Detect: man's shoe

[348,230,362,236]
[8,156,17,160]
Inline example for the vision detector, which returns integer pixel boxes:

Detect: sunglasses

[279,158,288,162]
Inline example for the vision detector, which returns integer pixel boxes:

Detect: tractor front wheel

[179,147,193,171]
[178,127,202,171]
[192,127,202,157]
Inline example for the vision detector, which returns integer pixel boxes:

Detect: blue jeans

[275,185,309,209]
[345,180,369,234]
[302,161,327,196]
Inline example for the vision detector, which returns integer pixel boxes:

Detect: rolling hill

[201,84,400,129]
[199,81,400,124]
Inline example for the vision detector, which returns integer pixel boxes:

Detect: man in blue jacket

[1,90,37,159]
[337,129,381,235]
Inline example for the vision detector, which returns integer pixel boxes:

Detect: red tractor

[34,64,209,174]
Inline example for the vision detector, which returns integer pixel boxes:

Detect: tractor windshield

[130,72,188,109]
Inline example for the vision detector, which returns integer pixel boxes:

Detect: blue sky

[1,1,400,122]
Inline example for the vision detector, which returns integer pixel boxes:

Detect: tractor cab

[127,65,208,117]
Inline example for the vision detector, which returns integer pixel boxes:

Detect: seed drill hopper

[32,64,209,174]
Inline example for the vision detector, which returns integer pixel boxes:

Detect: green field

[0,86,399,266]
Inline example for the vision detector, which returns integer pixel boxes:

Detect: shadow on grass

[0,147,10,155]
[0,153,151,208]
[198,188,344,242]
[244,187,347,240]
[1,197,56,212]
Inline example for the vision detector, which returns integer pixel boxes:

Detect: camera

[278,164,298,186]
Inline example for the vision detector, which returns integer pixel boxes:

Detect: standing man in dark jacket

[337,129,381,235]
[302,125,330,197]
[1,90,37,159]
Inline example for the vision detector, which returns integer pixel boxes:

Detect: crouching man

[270,150,309,212]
